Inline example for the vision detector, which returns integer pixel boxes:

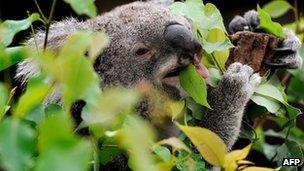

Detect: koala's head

[90,1,207,99]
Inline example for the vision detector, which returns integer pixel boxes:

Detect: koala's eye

[136,48,150,56]
[132,43,154,57]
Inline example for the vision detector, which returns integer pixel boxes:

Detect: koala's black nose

[164,24,202,57]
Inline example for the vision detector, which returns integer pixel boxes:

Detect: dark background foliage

[1,0,303,46]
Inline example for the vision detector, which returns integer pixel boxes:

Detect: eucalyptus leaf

[202,38,233,54]
[180,65,210,108]
[254,83,287,104]
[0,118,36,171]
[152,145,172,162]
[99,147,123,165]
[14,75,52,118]
[63,0,97,18]
[35,114,92,171]
[250,94,282,114]
[116,115,157,171]
[262,0,292,18]
[0,13,40,46]
[0,83,9,119]
[257,6,286,39]
[274,140,303,170]
[0,46,29,71]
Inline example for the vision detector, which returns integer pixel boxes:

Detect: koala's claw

[282,29,301,51]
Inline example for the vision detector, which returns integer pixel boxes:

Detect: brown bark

[226,31,283,75]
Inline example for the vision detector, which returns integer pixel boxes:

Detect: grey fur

[15,2,301,151]
[202,63,261,148]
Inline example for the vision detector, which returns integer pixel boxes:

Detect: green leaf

[36,31,108,109]
[251,94,282,114]
[0,118,36,171]
[116,115,157,171]
[24,105,45,125]
[37,114,73,152]
[262,0,292,18]
[152,145,172,162]
[35,140,92,171]
[170,1,227,40]
[257,5,286,39]
[274,140,303,169]
[81,87,140,127]
[254,83,287,104]
[35,114,92,171]
[180,65,210,108]
[14,75,52,118]
[0,46,29,71]
[63,0,97,18]
[206,68,222,87]
[185,97,206,120]
[99,146,123,165]
[202,38,233,54]
[57,32,102,107]
[0,83,9,119]
[0,13,40,46]
[169,0,205,24]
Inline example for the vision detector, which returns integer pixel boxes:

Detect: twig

[43,0,58,50]
[33,0,47,21]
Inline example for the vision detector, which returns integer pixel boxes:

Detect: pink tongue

[193,55,209,79]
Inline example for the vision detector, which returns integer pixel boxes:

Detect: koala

[16,0,302,156]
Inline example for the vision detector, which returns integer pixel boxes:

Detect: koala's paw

[228,16,248,34]
[221,62,261,98]
[282,29,301,51]
[229,10,259,34]
[271,29,303,69]
[243,10,259,29]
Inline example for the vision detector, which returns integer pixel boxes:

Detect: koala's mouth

[161,66,183,85]
[160,66,185,99]
[160,54,209,99]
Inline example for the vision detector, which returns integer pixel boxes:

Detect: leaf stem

[92,138,100,171]
[211,54,225,74]
[43,0,57,50]
[33,0,47,21]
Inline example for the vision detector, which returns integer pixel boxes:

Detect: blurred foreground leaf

[0,118,36,171]
[14,75,52,118]
[116,115,156,171]
[0,84,9,119]
[0,46,29,71]
[36,114,92,171]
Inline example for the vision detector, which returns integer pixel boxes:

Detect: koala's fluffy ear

[147,0,174,7]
